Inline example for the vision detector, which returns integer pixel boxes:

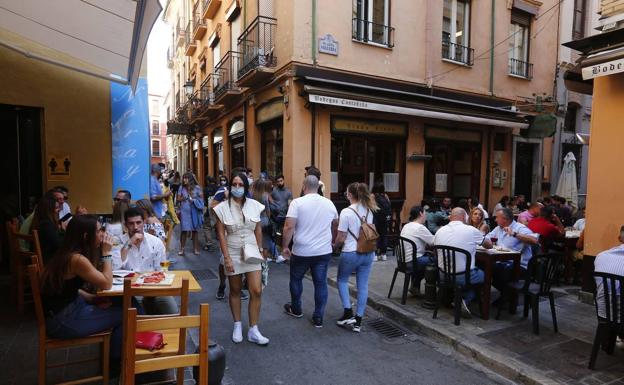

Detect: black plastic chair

[589,272,624,370]
[388,236,417,305]
[432,245,481,326]
[497,253,561,334]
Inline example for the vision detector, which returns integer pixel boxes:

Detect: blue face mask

[231,187,245,198]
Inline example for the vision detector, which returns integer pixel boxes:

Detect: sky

[146,2,171,100]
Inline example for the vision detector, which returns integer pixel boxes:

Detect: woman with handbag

[213,173,269,345]
[176,172,204,256]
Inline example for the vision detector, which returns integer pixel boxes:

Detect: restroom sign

[47,154,71,181]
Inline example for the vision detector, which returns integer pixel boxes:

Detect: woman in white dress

[214,173,269,345]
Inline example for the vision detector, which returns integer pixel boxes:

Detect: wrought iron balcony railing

[185,20,194,48]
[193,2,207,39]
[237,16,277,79]
[508,58,533,79]
[352,18,395,48]
[441,40,474,66]
[213,51,241,99]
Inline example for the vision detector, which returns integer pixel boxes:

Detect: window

[151,120,160,135]
[213,40,221,71]
[261,122,283,178]
[152,140,161,156]
[564,103,578,132]
[509,10,532,79]
[573,0,587,39]
[352,0,394,48]
[442,0,472,65]
[151,99,159,114]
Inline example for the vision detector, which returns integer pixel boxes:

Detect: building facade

[164,0,560,220]
[149,93,168,166]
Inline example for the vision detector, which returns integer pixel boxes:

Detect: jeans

[45,296,123,359]
[439,268,485,304]
[411,255,435,289]
[289,254,331,319]
[337,251,375,317]
[142,296,178,315]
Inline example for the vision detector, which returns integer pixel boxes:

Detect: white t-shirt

[286,193,338,257]
[400,222,434,262]
[434,221,486,273]
[338,204,373,253]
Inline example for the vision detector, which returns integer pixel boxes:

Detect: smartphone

[60,213,72,223]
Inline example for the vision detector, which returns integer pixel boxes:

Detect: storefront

[213,127,224,176]
[202,136,210,180]
[257,98,284,178]
[229,119,245,171]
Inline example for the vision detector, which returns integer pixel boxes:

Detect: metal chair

[432,245,481,326]
[589,272,624,369]
[388,236,417,305]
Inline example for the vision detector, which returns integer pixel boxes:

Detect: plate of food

[113,270,135,278]
[135,272,175,286]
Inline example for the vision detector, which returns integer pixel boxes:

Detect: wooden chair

[121,277,189,385]
[123,304,209,385]
[388,236,418,305]
[27,264,111,385]
[7,220,44,313]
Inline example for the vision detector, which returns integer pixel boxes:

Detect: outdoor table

[96,270,202,296]
[475,248,521,320]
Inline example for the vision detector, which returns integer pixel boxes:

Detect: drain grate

[367,318,407,339]
[191,269,218,281]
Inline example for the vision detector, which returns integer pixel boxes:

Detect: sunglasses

[113,198,129,202]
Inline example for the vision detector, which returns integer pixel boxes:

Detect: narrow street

[176,249,505,385]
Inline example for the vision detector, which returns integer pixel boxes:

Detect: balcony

[176,25,185,47]
[185,21,197,56]
[508,58,533,80]
[441,40,474,66]
[202,0,221,20]
[193,2,207,40]
[192,74,224,121]
[237,16,277,87]
[352,18,394,48]
[213,51,242,105]
[167,47,174,68]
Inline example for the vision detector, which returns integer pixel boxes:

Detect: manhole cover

[367,318,408,339]
[191,269,217,281]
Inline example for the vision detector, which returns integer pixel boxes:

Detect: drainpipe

[489,0,495,95]
[312,0,317,66]
[310,0,317,165]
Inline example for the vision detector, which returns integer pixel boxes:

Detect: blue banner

[110,78,150,201]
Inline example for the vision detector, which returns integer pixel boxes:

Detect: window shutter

[511,9,531,26]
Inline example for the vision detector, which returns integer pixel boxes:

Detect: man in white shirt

[282,175,338,325]
[434,208,492,317]
[594,226,624,319]
[114,207,176,314]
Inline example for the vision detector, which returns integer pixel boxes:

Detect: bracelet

[101,255,112,262]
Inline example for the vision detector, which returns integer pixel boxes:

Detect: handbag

[242,243,264,264]
[135,331,166,351]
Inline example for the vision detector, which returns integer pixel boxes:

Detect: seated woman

[41,215,121,359]
[470,207,490,235]
[32,191,63,264]
[400,206,435,295]
[135,199,167,242]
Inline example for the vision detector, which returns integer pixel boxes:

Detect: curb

[326,276,563,385]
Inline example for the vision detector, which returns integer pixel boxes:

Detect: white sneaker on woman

[247,325,269,345]
[232,321,243,343]
[381,254,387,261]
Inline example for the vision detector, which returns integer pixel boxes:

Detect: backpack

[374,194,392,224]
[347,207,379,253]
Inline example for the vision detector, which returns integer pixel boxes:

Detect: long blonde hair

[470,207,487,229]
[347,182,379,212]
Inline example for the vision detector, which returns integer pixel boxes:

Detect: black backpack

[374,194,392,224]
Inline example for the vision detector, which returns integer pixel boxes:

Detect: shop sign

[333,117,406,137]
[256,99,283,124]
[582,57,624,80]
[318,34,339,56]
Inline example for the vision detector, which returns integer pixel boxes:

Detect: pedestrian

[135,199,167,242]
[150,164,171,220]
[493,196,510,213]
[300,165,325,196]
[270,174,293,263]
[176,172,204,256]
[282,175,338,328]
[371,181,391,261]
[252,179,275,261]
[333,182,379,332]
[213,173,269,345]
[168,171,181,197]
[201,176,219,252]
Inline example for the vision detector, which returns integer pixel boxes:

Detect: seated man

[594,226,624,319]
[114,207,178,314]
[527,206,565,252]
[517,202,543,226]
[488,208,540,292]
[434,208,492,317]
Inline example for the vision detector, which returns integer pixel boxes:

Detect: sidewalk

[326,254,624,385]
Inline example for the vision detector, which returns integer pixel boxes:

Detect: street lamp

[184,79,194,98]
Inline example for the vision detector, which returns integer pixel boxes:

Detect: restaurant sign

[332,117,406,137]
[582,57,624,80]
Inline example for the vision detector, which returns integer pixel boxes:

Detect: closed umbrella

[556,152,579,208]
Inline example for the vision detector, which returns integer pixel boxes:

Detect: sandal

[193,250,200,256]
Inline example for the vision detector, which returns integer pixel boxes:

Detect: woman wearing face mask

[176,172,204,256]
[213,173,269,345]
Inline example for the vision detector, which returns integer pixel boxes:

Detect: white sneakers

[232,321,243,343]
[247,325,269,345]
[276,255,286,263]
[232,322,269,345]
[375,254,387,262]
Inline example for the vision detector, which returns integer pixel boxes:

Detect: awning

[306,86,529,130]
[0,0,162,90]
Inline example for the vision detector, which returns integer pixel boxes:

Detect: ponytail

[347,182,378,212]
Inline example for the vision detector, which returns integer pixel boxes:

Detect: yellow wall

[584,74,624,256]
[0,45,112,214]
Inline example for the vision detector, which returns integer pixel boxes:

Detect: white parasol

[555,152,579,208]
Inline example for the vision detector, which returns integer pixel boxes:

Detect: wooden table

[97,270,202,296]
[475,248,521,320]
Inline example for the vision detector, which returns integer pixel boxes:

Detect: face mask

[231,187,245,198]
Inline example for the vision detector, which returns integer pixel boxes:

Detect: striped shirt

[594,244,624,319]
